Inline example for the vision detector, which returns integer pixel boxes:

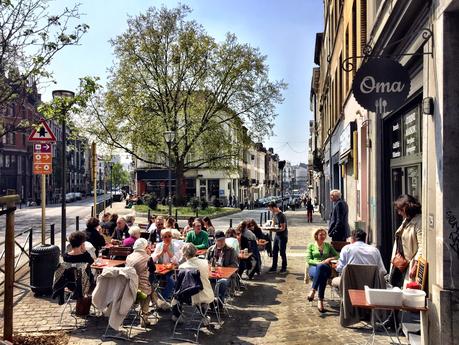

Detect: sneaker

[140,316,151,327]
[202,316,211,326]
[157,300,171,311]
[267,267,277,273]
[279,268,287,273]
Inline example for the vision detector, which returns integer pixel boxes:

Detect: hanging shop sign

[352,58,411,114]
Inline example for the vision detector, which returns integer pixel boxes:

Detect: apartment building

[311,0,459,343]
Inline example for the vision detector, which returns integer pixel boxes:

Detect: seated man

[206,231,238,304]
[112,217,129,241]
[185,218,209,249]
[171,243,214,322]
[151,229,178,300]
[148,216,165,244]
[332,229,387,288]
[237,220,261,279]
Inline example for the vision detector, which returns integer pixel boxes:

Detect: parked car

[65,193,75,203]
[112,191,123,202]
[74,192,82,200]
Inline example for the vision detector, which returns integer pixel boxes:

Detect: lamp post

[52,89,75,254]
[278,160,286,212]
[164,131,175,216]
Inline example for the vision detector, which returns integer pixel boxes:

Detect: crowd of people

[54,204,283,329]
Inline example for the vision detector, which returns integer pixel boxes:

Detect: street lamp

[52,89,75,254]
[164,130,175,216]
[278,160,286,212]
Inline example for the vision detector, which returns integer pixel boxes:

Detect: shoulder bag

[392,234,409,272]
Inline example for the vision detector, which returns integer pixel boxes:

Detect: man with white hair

[122,226,141,247]
[328,189,350,242]
[152,229,178,300]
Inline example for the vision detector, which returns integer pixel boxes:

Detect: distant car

[112,191,123,202]
[65,193,75,203]
[74,192,82,200]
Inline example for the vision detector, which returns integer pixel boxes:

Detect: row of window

[0,153,26,173]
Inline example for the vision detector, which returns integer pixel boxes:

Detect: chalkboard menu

[404,110,419,156]
[390,107,420,159]
[391,118,402,158]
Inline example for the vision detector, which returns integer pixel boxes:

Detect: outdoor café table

[196,249,207,256]
[155,263,177,275]
[348,289,428,345]
[208,266,238,280]
[91,259,126,271]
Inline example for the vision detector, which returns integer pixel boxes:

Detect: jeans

[271,234,288,270]
[309,264,332,299]
[216,278,230,301]
[151,272,175,300]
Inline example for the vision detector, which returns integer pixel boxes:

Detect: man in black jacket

[328,189,350,241]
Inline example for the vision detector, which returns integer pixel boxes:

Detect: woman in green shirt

[306,228,339,312]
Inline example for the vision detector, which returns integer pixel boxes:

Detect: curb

[134,208,241,220]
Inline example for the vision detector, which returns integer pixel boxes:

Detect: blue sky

[44,0,323,164]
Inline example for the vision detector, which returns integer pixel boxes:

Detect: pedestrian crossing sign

[28,119,57,142]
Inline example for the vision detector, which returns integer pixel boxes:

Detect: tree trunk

[175,160,187,206]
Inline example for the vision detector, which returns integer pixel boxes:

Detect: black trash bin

[30,244,60,296]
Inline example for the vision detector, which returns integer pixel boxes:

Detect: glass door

[391,167,404,232]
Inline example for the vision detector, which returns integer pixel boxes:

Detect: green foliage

[189,197,201,212]
[0,0,89,109]
[111,162,130,189]
[144,193,158,210]
[80,5,285,200]
[200,198,209,210]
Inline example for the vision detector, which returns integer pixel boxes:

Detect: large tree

[85,5,286,203]
[0,0,89,138]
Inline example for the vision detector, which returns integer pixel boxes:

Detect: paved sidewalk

[1,209,396,344]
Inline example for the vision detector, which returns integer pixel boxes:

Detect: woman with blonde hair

[306,228,338,312]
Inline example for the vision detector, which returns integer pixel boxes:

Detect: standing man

[328,190,350,242]
[267,201,288,273]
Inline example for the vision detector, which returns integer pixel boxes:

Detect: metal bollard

[148,209,151,221]
[175,209,178,220]
[29,227,33,257]
[91,206,94,218]
[76,216,80,231]
[196,210,199,218]
[50,224,55,245]
[259,213,263,225]
[229,219,233,228]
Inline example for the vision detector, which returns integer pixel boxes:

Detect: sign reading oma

[352,58,411,114]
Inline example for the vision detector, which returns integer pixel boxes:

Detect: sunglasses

[163,235,172,238]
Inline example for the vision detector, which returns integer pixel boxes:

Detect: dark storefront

[381,93,422,263]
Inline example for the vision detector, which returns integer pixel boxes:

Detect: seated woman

[125,238,153,327]
[171,243,214,321]
[152,229,178,300]
[306,228,339,312]
[247,219,272,256]
[203,217,215,237]
[165,217,182,239]
[225,228,240,253]
[53,232,94,305]
[122,226,141,247]
[236,220,261,279]
[182,217,194,235]
[83,217,106,256]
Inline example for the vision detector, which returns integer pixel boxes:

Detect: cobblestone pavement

[1,209,398,344]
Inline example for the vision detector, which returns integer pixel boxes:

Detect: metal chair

[57,262,91,328]
[172,302,210,344]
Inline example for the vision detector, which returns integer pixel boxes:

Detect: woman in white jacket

[171,243,214,321]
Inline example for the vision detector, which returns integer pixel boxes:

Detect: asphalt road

[0,195,111,235]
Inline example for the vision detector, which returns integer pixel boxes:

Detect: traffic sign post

[29,119,56,244]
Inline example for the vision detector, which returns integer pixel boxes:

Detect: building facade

[311,0,459,343]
